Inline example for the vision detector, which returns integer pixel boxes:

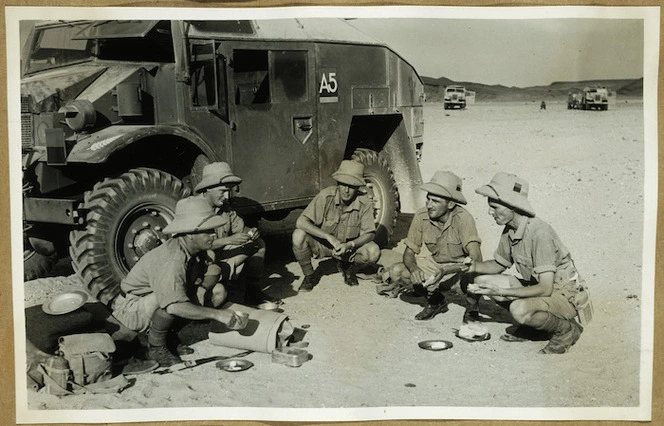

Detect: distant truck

[20,19,425,304]
[568,85,609,111]
[443,85,466,110]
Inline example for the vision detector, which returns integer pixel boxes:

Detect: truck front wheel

[69,168,188,305]
[351,149,400,247]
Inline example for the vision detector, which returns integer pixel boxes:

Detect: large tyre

[351,149,400,247]
[182,154,210,194]
[69,168,188,305]
[24,246,57,281]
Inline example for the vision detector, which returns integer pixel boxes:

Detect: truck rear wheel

[351,149,400,247]
[69,168,188,305]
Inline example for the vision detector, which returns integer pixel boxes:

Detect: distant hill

[421,76,643,102]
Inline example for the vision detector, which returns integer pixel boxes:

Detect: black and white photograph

[6,5,659,424]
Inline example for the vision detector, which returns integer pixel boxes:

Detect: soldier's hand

[467,283,481,294]
[410,268,426,284]
[332,242,353,257]
[247,228,260,241]
[462,258,475,274]
[429,267,446,284]
[327,236,342,251]
[467,282,498,296]
[228,233,252,246]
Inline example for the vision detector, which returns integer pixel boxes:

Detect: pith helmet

[420,170,467,205]
[331,160,365,187]
[194,162,242,193]
[163,196,225,235]
[475,172,536,217]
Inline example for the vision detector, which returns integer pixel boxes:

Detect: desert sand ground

[20,99,647,419]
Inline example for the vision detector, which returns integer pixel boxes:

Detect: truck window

[190,41,228,119]
[191,43,217,106]
[233,50,270,105]
[233,49,307,105]
[26,24,94,75]
[272,50,307,102]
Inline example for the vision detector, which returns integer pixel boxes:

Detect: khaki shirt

[301,185,376,242]
[213,207,245,239]
[120,238,208,309]
[405,206,481,264]
[494,217,575,284]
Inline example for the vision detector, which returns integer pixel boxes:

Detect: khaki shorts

[380,242,464,291]
[507,275,577,320]
[111,293,159,333]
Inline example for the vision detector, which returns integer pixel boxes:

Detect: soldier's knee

[211,284,228,307]
[292,229,307,246]
[509,299,534,323]
[365,242,381,263]
[389,263,407,282]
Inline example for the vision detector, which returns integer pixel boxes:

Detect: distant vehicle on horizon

[568,85,609,111]
[443,85,466,110]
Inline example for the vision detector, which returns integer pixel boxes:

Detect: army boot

[538,315,583,354]
[298,272,320,292]
[147,345,182,367]
[338,261,359,286]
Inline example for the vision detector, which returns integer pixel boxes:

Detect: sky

[348,18,644,88]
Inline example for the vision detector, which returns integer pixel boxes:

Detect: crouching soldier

[195,162,278,306]
[387,170,482,321]
[293,160,381,292]
[111,196,249,367]
[467,172,587,354]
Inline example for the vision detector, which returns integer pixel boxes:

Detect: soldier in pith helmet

[386,170,483,321]
[292,160,381,292]
[111,196,249,367]
[196,162,280,307]
[467,172,588,354]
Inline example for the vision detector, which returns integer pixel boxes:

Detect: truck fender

[66,124,215,164]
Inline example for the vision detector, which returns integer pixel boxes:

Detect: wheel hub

[119,207,172,273]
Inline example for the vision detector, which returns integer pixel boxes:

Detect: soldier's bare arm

[165,302,247,329]
[403,247,426,284]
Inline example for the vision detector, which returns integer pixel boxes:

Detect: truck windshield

[25,20,175,75]
[25,22,94,75]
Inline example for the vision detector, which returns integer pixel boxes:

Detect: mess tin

[271,347,309,367]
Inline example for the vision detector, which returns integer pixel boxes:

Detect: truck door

[226,44,319,210]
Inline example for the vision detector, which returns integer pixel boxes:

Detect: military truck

[20,19,425,304]
[443,85,466,110]
[578,85,609,111]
